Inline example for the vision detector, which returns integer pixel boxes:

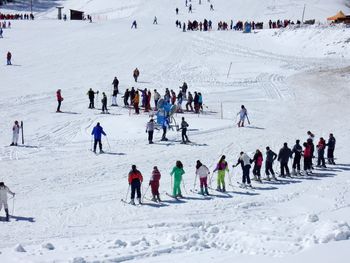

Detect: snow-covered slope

[0,0,350,262]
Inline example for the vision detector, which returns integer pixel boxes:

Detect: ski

[190,189,211,199]
[20,121,24,145]
[120,199,142,206]
[165,192,180,200]
[236,182,255,190]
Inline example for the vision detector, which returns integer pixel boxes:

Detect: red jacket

[128,170,143,184]
[304,145,311,158]
[56,91,63,101]
[150,169,161,182]
[317,139,326,150]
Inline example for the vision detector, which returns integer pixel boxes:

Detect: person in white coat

[196,160,210,195]
[0,182,15,221]
[237,105,248,127]
[234,152,253,187]
[10,120,20,146]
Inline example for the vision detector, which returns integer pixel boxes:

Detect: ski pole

[193,173,198,190]
[142,183,150,202]
[125,185,130,202]
[12,196,15,215]
[182,179,188,195]
[105,136,111,152]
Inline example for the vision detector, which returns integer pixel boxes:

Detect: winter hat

[132,165,136,170]
[0,182,4,187]
[296,139,300,144]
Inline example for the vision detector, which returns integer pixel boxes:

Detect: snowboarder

[180,117,189,143]
[91,122,106,153]
[133,68,140,82]
[234,152,253,187]
[326,133,336,165]
[153,16,158,24]
[10,121,20,146]
[0,182,15,221]
[146,119,155,144]
[292,140,302,175]
[150,166,161,202]
[316,137,326,168]
[101,92,108,113]
[265,146,277,180]
[131,20,137,29]
[6,51,11,65]
[133,91,140,114]
[128,165,143,205]
[56,89,63,112]
[252,149,263,182]
[277,143,292,177]
[170,161,185,198]
[87,88,98,109]
[213,155,229,192]
[196,160,210,195]
[237,105,248,127]
[122,89,130,107]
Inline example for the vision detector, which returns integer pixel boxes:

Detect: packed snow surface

[0,0,350,262]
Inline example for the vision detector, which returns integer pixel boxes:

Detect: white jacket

[0,185,14,203]
[196,165,210,178]
[240,153,252,167]
[13,124,20,135]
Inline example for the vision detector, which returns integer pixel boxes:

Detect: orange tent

[327,11,346,21]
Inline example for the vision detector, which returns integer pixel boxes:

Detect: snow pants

[280,162,290,176]
[12,132,19,145]
[242,165,251,184]
[217,170,225,189]
[131,180,141,199]
[304,157,312,171]
[317,149,326,166]
[253,164,261,177]
[172,175,182,196]
[327,148,335,164]
[148,131,154,143]
[134,102,139,114]
[150,181,159,195]
[292,155,301,171]
[93,139,102,152]
[57,100,61,112]
[89,98,94,108]
[265,161,275,176]
[182,128,189,142]
[0,200,8,210]
[199,177,208,188]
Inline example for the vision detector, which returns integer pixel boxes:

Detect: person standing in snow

[6,51,12,65]
[170,161,185,198]
[303,142,312,174]
[10,120,20,146]
[101,92,108,113]
[188,4,192,13]
[265,146,277,180]
[180,117,190,144]
[91,122,106,153]
[131,20,137,29]
[122,89,130,107]
[133,90,140,114]
[176,8,179,15]
[277,143,292,177]
[161,118,169,141]
[186,92,193,111]
[112,77,119,106]
[56,89,63,113]
[316,137,327,168]
[0,182,15,221]
[252,149,263,182]
[0,28,3,38]
[128,165,143,205]
[87,88,98,109]
[196,160,210,195]
[133,68,140,82]
[292,140,302,175]
[234,152,253,187]
[130,87,136,105]
[326,133,336,165]
[153,89,160,110]
[153,16,158,24]
[213,155,229,192]
[149,166,161,202]
[237,105,248,127]
[146,119,155,144]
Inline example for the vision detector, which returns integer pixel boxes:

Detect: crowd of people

[0,12,34,20]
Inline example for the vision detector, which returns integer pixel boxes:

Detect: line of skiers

[124,131,336,205]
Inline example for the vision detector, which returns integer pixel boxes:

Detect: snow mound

[41,242,55,250]
[71,257,86,263]
[114,239,127,248]
[14,244,26,253]
[315,221,350,243]
[306,214,319,223]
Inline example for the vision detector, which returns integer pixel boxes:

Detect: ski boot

[205,187,209,195]
[130,199,135,205]
[100,150,104,154]
[216,186,222,192]
[253,175,258,181]
[265,174,271,181]
[151,195,157,202]
[291,169,297,176]
[272,175,278,181]
[156,194,161,202]
[137,198,142,205]
[10,143,15,146]
[200,187,204,195]
[177,193,184,198]
[5,209,9,222]
[222,186,226,193]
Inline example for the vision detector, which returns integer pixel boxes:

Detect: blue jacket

[91,125,106,140]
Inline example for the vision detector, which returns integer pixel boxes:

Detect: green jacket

[170,167,185,180]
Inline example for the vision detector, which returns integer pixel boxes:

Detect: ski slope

[0,0,350,262]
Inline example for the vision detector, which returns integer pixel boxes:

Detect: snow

[1,0,350,262]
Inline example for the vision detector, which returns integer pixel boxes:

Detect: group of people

[268,19,301,29]
[124,131,336,205]
[0,12,34,20]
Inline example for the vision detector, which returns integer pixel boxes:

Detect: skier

[180,117,190,144]
[112,77,119,106]
[146,119,155,144]
[237,105,248,127]
[307,131,315,141]
[87,88,98,109]
[265,146,277,180]
[213,155,229,192]
[149,166,161,202]
[181,82,188,99]
[131,20,137,29]
[303,142,312,174]
[0,182,15,222]
[198,92,203,111]
[277,143,292,177]
[170,161,185,198]
[10,121,20,146]
[307,137,315,169]
[196,160,210,195]
[292,140,302,175]
[234,152,253,187]
[56,89,63,113]
[188,4,192,13]
[176,90,183,113]
[101,92,108,113]
[91,122,106,153]
[122,89,130,107]
[153,89,160,110]
[252,149,263,182]
[176,8,179,15]
[326,133,336,165]
[130,87,136,105]
[128,165,143,205]
[186,92,193,111]
[161,118,169,141]
[153,16,158,24]
[0,28,3,38]
[6,51,11,65]
[210,4,214,11]
[193,92,199,113]
[316,137,326,168]
[133,68,140,82]
[133,91,140,114]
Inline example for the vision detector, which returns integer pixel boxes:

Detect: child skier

[56,89,63,112]
[10,120,20,146]
[101,92,108,113]
[149,166,161,202]
[0,182,15,221]
[180,117,190,143]
[237,105,248,127]
[170,161,185,198]
[196,160,210,195]
[146,119,155,144]
[213,155,229,192]
[128,165,143,205]
[252,149,263,182]
[316,137,327,168]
